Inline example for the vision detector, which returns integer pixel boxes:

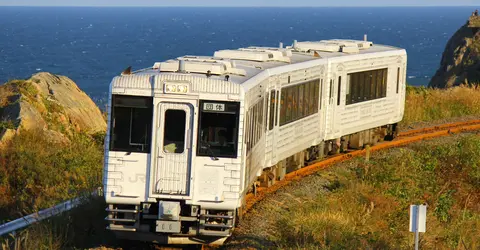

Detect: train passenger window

[286,88,293,122]
[337,76,342,106]
[298,84,304,118]
[382,69,388,98]
[265,94,269,132]
[320,79,323,109]
[279,79,320,126]
[329,80,333,100]
[292,86,298,120]
[280,90,286,125]
[310,81,316,114]
[396,67,400,94]
[304,82,310,115]
[346,68,388,105]
[269,90,276,130]
[197,101,240,158]
[370,72,376,100]
[163,110,186,154]
[109,95,153,153]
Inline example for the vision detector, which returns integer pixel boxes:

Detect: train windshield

[197,101,240,158]
[109,95,153,153]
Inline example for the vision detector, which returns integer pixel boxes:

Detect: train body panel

[102,39,407,244]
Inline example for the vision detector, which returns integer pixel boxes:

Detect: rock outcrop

[429,16,480,88]
[0,72,106,144]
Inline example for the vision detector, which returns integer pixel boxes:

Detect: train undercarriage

[254,123,399,190]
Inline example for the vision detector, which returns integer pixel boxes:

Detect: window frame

[109,95,153,153]
[346,68,389,106]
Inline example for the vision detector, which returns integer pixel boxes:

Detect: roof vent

[214,48,291,63]
[154,56,246,76]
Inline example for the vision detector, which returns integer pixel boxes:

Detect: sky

[0,0,479,7]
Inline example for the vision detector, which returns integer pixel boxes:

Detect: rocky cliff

[0,72,106,144]
[429,16,480,88]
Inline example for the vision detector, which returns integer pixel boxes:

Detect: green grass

[270,135,480,249]
[402,85,480,127]
[0,129,104,221]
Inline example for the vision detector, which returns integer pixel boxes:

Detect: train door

[266,88,279,164]
[153,101,194,196]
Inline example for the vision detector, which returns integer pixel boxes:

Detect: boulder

[0,73,106,144]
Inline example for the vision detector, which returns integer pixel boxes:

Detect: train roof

[127,39,406,87]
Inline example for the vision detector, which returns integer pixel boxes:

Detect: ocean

[0,6,474,105]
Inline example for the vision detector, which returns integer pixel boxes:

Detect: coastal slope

[429,17,480,88]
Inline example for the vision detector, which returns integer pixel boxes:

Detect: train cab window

[197,101,240,158]
[109,95,153,153]
[163,110,186,154]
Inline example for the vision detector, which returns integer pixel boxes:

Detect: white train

[103,38,407,245]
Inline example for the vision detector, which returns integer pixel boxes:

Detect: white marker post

[409,204,427,250]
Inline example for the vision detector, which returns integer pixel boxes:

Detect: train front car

[103,59,245,245]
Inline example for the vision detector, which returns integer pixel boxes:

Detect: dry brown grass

[402,85,480,126]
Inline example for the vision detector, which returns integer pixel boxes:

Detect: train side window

[310,80,316,114]
[370,71,376,100]
[329,79,333,100]
[362,72,368,101]
[252,104,257,148]
[350,74,357,104]
[396,67,400,94]
[269,90,276,130]
[346,68,388,105]
[110,95,153,153]
[304,82,310,115]
[280,90,286,125]
[264,94,269,132]
[163,110,186,154]
[346,76,351,105]
[275,90,279,126]
[286,88,293,122]
[320,79,324,109]
[337,76,342,106]
[245,110,250,152]
[298,84,304,118]
[258,98,263,141]
[376,71,382,99]
[382,69,388,97]
[292,85,298,120]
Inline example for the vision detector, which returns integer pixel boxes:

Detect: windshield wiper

[201,141,219,161]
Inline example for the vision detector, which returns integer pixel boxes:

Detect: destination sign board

[203,103,225,112]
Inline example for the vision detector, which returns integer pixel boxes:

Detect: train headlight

[164,83,189,94]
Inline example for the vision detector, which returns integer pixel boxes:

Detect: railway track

[243,119,480,215]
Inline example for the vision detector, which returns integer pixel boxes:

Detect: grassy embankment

[0,79,109,249]
[1,84,480,249]
[401,85,480,127]
[245,134,480,249]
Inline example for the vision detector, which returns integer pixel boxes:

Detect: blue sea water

[0,7,474,105]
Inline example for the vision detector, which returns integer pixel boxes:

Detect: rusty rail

[244,120,480,213]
